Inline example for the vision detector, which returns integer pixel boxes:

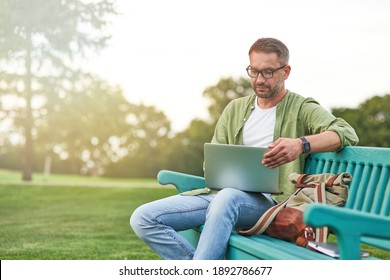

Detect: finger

[264,139,284,158]
[267,138,283,150]
[263,151,285,166]
[264,144,296,166]
[265,155,289,168]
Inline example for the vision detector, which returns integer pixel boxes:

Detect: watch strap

[300,137,311,153]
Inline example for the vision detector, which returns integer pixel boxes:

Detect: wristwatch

[300,137,311,154]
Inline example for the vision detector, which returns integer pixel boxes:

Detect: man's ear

[284,65,291,80]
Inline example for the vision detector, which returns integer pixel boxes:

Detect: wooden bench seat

[157,146,390,260]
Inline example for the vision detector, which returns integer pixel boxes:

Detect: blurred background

[1,0,390,182]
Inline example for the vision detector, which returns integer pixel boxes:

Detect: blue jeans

[130,188,276,260]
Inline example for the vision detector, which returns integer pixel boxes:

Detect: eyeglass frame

[245,64,287,79]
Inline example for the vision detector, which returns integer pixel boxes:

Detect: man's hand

[262,138,302,168]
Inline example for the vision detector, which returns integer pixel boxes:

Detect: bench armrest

[303,204,390,259]
[157,170,206,193]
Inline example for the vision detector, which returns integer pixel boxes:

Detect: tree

[203,77,252,124]
[35,76,137,176]
[332,94,390,147]
[104,103,171,178]
[160,119,214,176]
[0,0,116,180]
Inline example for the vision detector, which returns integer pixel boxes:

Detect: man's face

[248,52,289,99]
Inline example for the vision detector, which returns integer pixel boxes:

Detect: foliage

[332,94,390,147]
[0,0,174,178]
[105,77,252,178]
[1,56,390,178]
[104,103,171,178]
[203,77,252,124]
[159,119,214,176]
[0,0,117,180]
[33,77,171,177]
[153,77,253,177]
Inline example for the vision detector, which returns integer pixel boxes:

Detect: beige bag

[237,172,351,246]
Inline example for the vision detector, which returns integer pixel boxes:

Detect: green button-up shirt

[211,91,359,201]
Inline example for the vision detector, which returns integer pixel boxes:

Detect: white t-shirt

[243,98,276,147]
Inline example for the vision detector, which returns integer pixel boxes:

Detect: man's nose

[255,73,266,83]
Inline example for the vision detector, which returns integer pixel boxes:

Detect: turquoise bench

[157,146,390,260]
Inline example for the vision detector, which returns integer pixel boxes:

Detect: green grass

[0,168,156,186]
[0,170,389,260]
[0,178,176,260]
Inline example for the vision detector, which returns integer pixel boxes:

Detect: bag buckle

[304,227,315,241]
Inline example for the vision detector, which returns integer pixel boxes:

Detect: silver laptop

[204,143,280,193]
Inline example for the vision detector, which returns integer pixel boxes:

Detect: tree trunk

[22,32,34,182]
[43,154,52,177]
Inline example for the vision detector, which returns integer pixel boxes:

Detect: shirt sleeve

[300,98,359,148]
[211,104,230,144]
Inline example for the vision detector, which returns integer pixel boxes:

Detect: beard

[253,78,284,99]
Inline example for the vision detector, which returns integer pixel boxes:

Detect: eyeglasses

[245,65,286,79]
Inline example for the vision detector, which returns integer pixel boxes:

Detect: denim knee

[130,205,151,238]
[212,188,242,206]
[206,188,241,216]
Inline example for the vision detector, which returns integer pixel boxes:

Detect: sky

[91,0,390,132]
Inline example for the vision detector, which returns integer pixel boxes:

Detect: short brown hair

[248,38,289,65]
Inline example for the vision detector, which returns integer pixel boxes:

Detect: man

[130,38,359,260]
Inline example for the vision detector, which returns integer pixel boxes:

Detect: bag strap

[236,189,301,235]
[296,174,310,187]
[295,178,329,243]
[313,183,328,242]
[292,179,328,243]
[325,174,339,188]
[237,180,330,242]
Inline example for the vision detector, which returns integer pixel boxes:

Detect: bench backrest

[304,146,390,216]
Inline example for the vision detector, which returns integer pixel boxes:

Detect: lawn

[0,171,176,260]
[0,170,388,260]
